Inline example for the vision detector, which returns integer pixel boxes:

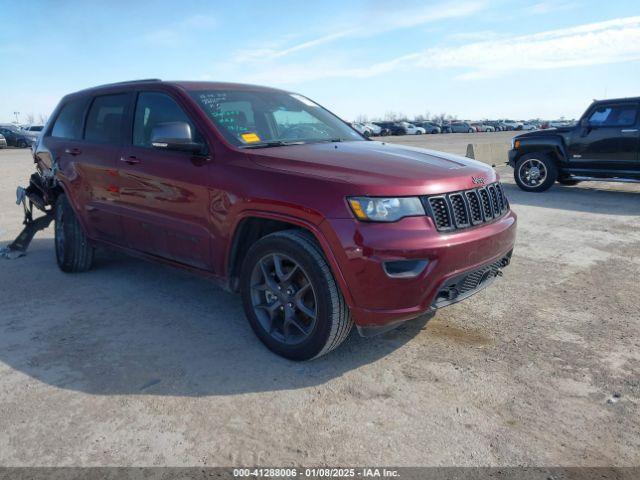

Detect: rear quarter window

[51,97,89,139]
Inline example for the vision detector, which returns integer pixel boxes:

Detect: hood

[516,126,573,139]
[246,140,496,195]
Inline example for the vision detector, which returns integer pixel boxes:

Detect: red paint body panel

[35,80,517,328]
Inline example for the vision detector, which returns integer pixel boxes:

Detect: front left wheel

[514,154,558,192]
[240,230,353,360]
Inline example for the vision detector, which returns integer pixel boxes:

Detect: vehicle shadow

[501,182,640,216]
[0,238,429,397]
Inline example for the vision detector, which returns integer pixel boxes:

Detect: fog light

[383,259,429,278]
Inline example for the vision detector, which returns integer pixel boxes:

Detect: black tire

[55,194,94,272]
[558,178,580,186]
[17,140,27,148]
[514,153,558,192]
[240,229,353,360]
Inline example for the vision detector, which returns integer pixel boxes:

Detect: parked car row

[0,124,37,148]
[350,118,580,136]
[350,119,553,136]
[352,121,427,137]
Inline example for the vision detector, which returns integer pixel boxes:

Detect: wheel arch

[51,178,93,240]
[513,137,567,166]
[225,211,355,308]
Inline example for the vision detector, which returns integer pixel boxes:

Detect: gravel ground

[1,133,639,466]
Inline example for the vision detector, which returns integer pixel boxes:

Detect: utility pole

[13,111,20,123]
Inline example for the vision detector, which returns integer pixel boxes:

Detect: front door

[116,90,212,270]
[568,102,639,173]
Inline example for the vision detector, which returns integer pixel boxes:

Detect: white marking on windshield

[290,94,319,107]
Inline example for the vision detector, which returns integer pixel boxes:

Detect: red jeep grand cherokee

[29,79,516,360]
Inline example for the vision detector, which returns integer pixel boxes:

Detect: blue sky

[1,0,639,123]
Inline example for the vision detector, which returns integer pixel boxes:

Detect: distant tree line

[9,112,49,125]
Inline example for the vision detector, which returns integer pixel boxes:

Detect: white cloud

[235,16,640,84]
[233,0,486,62]
[525,0,577,15]
[419,16,640,79]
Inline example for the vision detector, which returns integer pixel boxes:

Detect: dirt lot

[1,133,639,466]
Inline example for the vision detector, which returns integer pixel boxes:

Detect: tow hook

[0,185,54,259]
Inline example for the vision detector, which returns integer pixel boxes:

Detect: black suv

[508,97,639,191]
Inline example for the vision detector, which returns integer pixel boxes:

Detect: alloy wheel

[518,158,547,187]
[249,253,317,345]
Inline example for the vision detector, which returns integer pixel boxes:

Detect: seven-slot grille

[423,182,509,232]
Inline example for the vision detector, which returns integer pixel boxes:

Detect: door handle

[621,129,638,133]
[64,148,82,156]
[120,156,140,165]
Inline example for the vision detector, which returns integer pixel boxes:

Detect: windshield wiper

[240,140,306,149]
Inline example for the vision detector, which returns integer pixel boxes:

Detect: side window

[133,92,197,148]
[51,97,88,140]
[84,94,129,143]
[588,104,638,127]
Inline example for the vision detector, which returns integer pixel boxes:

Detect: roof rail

[89,78,162,89]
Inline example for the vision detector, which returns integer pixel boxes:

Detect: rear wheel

[17,139,27,148]
[514,154,558,192]
[240,230,353,360]
[55,194,94,272]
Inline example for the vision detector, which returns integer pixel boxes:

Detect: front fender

[225,209,356,309]
[509,135,566,166]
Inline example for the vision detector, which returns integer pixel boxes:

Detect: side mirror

[580,118,591,129]
[151,122,205,154]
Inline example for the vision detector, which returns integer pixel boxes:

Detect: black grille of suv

[423,182,509,232]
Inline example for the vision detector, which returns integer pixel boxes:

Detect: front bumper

[507,148,518,167]
[322,210,517,328]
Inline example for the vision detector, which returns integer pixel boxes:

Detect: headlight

[348,196,424,222]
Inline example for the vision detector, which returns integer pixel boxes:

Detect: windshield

[189,89,364,147]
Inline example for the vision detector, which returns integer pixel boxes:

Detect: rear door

[116,90,212,270]
[568,102,639,172]
[43,94,125,243]
[78,93,130,243]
